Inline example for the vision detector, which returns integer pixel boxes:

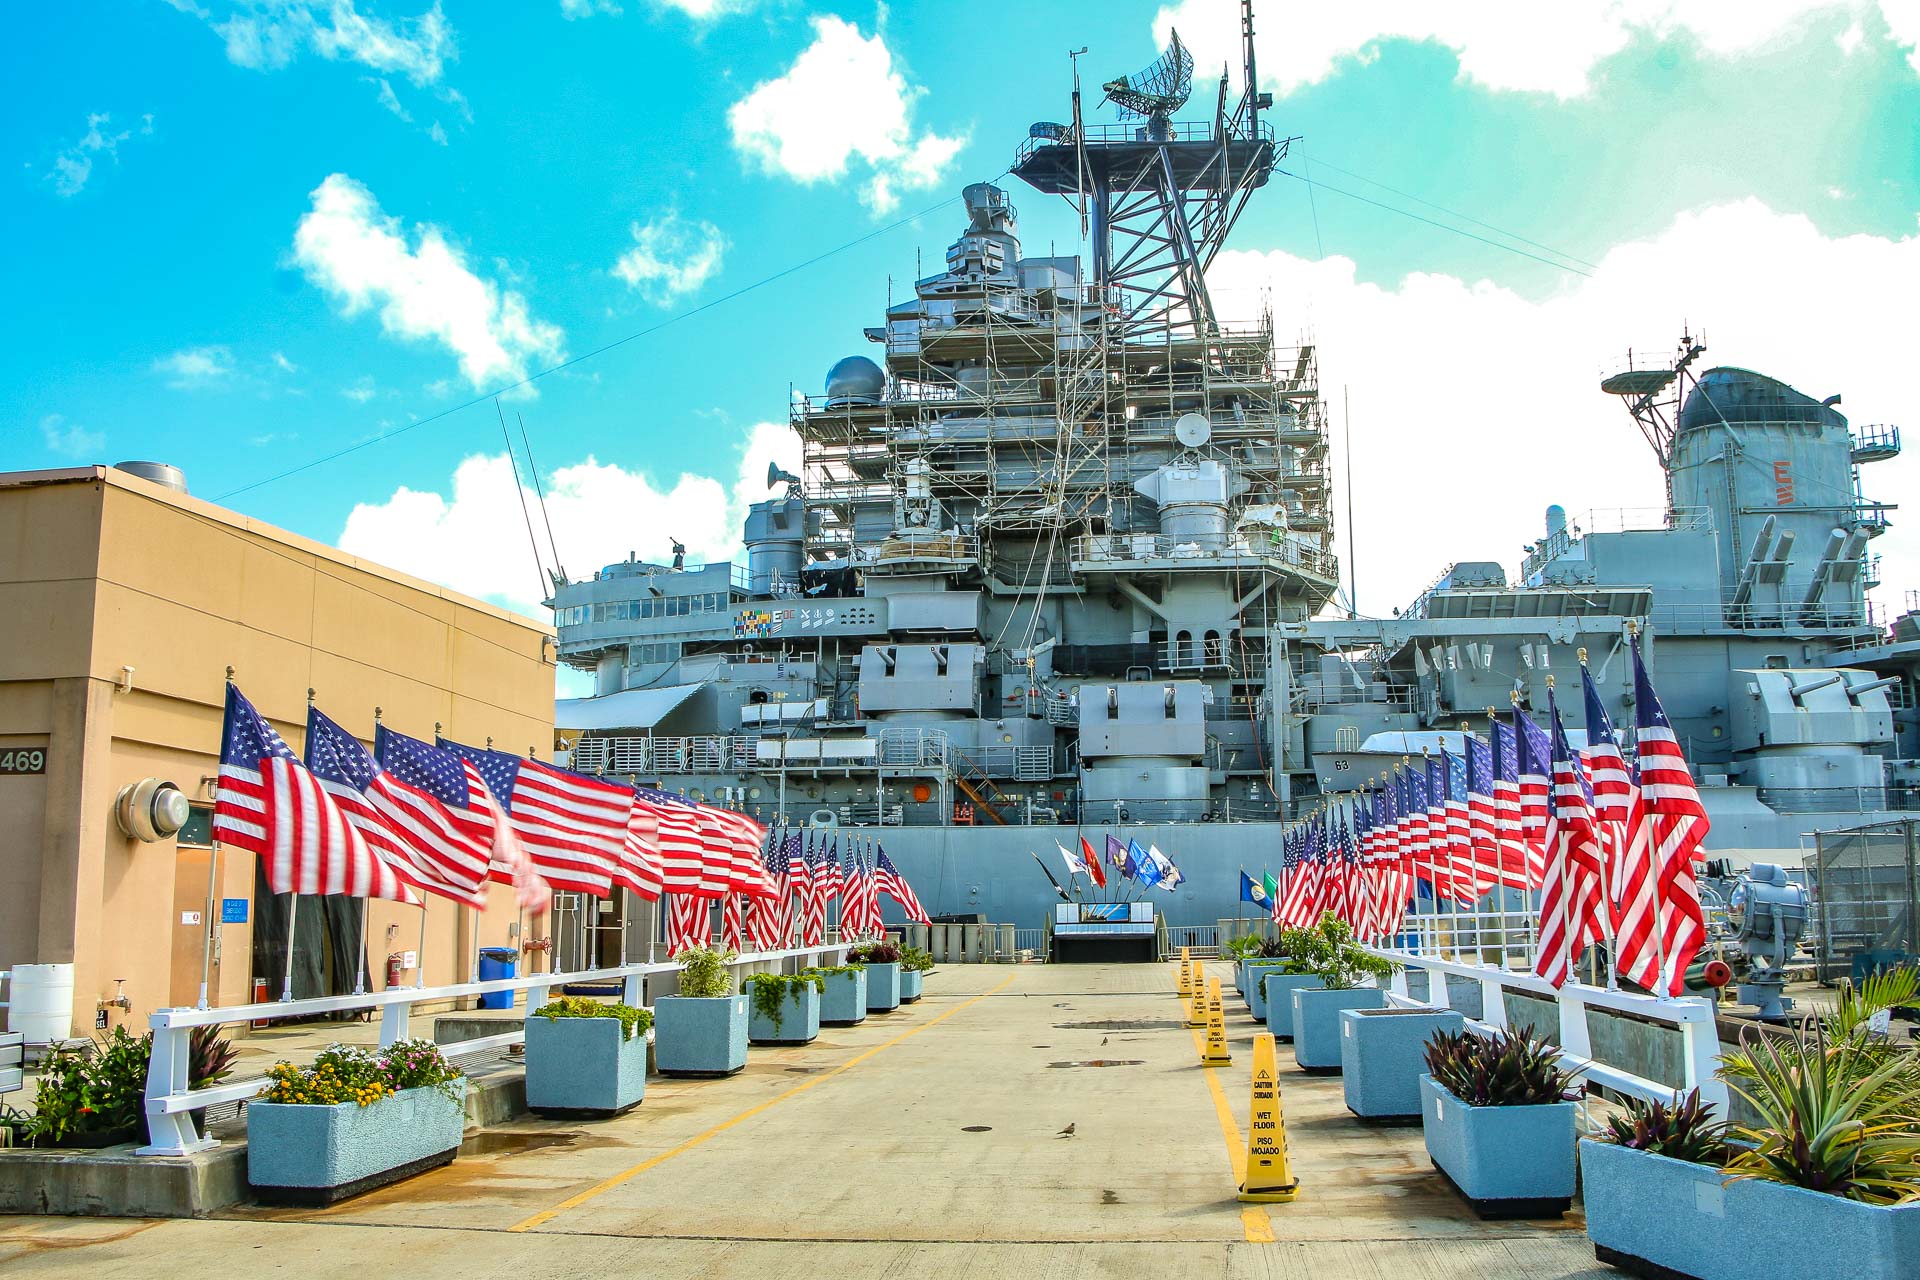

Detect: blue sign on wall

[221,898,248,924]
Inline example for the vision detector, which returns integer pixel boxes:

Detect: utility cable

[214,179,1007,504]
[518,411,566,584]
[496,397,549,605]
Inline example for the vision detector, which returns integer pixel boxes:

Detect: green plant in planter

[1255,935,1289,960]
[802,963,866,977]
[1600,1088,1730,1164]
[21,1026,149,1145]
[532,994,653,1040]
[190,1025,238,1090]
[846,941,902,964]
[676,946,738,998]
[1222,934,1264,961]
[1720,1021,1920,1204]
[1289,913,1398,988]
[744,972,826,1034]
[1424,1025,1581,1107]
[900,946,934,973]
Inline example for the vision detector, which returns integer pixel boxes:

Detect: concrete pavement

[0,963,1611,1278]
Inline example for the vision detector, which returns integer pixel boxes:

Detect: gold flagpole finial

[1577,646,1589,666]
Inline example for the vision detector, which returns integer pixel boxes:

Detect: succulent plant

[1424,1024,1581,1108]
[1602,1088,1730,1164]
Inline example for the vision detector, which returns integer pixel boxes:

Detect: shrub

[1222,934,1264,960]
[1424,1025,1581,1108]
[258,1040,463,1108]
[191,1025,238,1090]
[847,941,901,964]
[900,946,934,973]
[22,1027,148,1145]
[531,994,653,1041]
[744,972,826,1034]
[802,964,865,978]
[1721,1022,1920,1204]
[1600,1089,1730,1164]
[1255,936,1289,959]
[1288,913,1397,989]
[676,946,738,999]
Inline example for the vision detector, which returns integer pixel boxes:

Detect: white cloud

[728,16,967,213]
[152,345,235,387]
[46,112,138,196]
[612,212,727,304]
[338,421,801,615]
[561,0,749,18]
[40,414,104,459]
[342,377,378,403]
[201,1,454,84]
[1207,200,1920,614]
[1155,1,1920,99]
[369,76,412,121]
[292,173,566,389]
[271,351,300,372]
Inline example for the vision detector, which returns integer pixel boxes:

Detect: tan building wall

[0,466,557,1036]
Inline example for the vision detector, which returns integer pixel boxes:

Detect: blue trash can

[478,947,517,1010]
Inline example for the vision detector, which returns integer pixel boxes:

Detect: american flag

[213,685,419,905]
[1442,751,1486,900]
[1321,810,1352,929]
[1276,817,1323,928]
[817,836,845,933]
[635,787,713,896]
[1489,717,1533,888]
[306,707,479,906]
[1584,664,1660,991]
[1465,736,1526,892]
[720,891,745,951]
[842,841,879,939]
[1514,706,1554,886]
[798,832,829,945]
[377,727,548,911]
[1403,761,1434,894]
[1533,696,1608,987]
[441,740,617,897]
[761,827,801,946]
[1630,638,1711,996]
[874,849,929,925]
[706,805,773,897]
[666,891,711,955]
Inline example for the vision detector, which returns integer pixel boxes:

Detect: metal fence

[1164,925,1219,955]
[137,944,847,1157]
[1810,819,1919,981]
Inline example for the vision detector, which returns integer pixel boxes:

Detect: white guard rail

[138,944,847,1157]
[1371,948,1728,1113]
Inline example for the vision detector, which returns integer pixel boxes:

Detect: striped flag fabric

[634,787,712,896]
[818,837,845,932]
[1630,638,1712,996]
[666,892,711,955]
[1584,663,1660,991]
[440,741,618,898]
[1513,707,1554,886]
[305,707,483,907]
[213,685,420,905]
[761,827,800,947]
[1489,717,1533,889]
[706,805,773,897]
[376,727,549,911]
[720,891,745,951]
[1466,734,1527,892]
[1533,696,1609,987]
[800,833,830,945]
[874,849,929,925]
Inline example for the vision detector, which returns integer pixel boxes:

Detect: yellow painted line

[508,973,1019,1233]
[1189,1023,1273,1243]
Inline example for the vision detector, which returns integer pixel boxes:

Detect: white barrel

[6,963,76,1044]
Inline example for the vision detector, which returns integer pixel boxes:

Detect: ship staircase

[945,744,1016,825]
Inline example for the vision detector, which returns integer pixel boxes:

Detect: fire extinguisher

[387,952,405,988]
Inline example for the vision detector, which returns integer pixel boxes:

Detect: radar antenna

[1600,329,1707,512]
[1101,29,1194,134]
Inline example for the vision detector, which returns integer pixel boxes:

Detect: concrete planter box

[865,962,903,1012]
[1243,961,1289,1019]
[524,1015,646,1117]
[1420,1074,1574,1218]
[900,968,925,1002]
[247,1080,466,1206]
[1261,973,1322,1037]
[747,982,821,1045]
[819,969,868,1026]
[1579,1138,1920,1280]
[1291,986,1384,1070]
[1340,1007,1464,1121]
[653,995,749,1077]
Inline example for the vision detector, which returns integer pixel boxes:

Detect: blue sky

[9,2,1920,660]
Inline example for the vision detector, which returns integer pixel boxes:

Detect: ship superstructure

[548,6,1920,927]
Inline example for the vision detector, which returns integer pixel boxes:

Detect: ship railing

[132,944,850,1157]
[1013,119,1275,168]
[875,726,949,769]
[571,735,740,777]
[1070,533,1337,578]
[1756,785,1920,814]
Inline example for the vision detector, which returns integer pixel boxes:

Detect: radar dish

[1173,412,1211,449]
[1101,29,1194,123]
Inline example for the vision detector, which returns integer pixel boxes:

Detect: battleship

[547,13,1919,937]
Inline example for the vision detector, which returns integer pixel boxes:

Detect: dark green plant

[1424,1025,1581,1108]
[846,941,901,964]
[1288,913,1397,989]
[1254,935,1289,959]
[802,963,865,978]
[900,946,934,973]
[1721,1022,1920,1204]
[676,946,737,999]
[744,972,826,1034]
[531,994,653,1040]
[1601,1089,1730,1164]
[190,1025,238,1090]
[22,1026,149,1145]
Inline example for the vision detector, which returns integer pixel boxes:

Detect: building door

[168,806,218,1008]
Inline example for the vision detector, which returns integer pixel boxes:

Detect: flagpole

[280,891,299,1002]
[1626,626,1674,996]
[199,839,221,1010]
